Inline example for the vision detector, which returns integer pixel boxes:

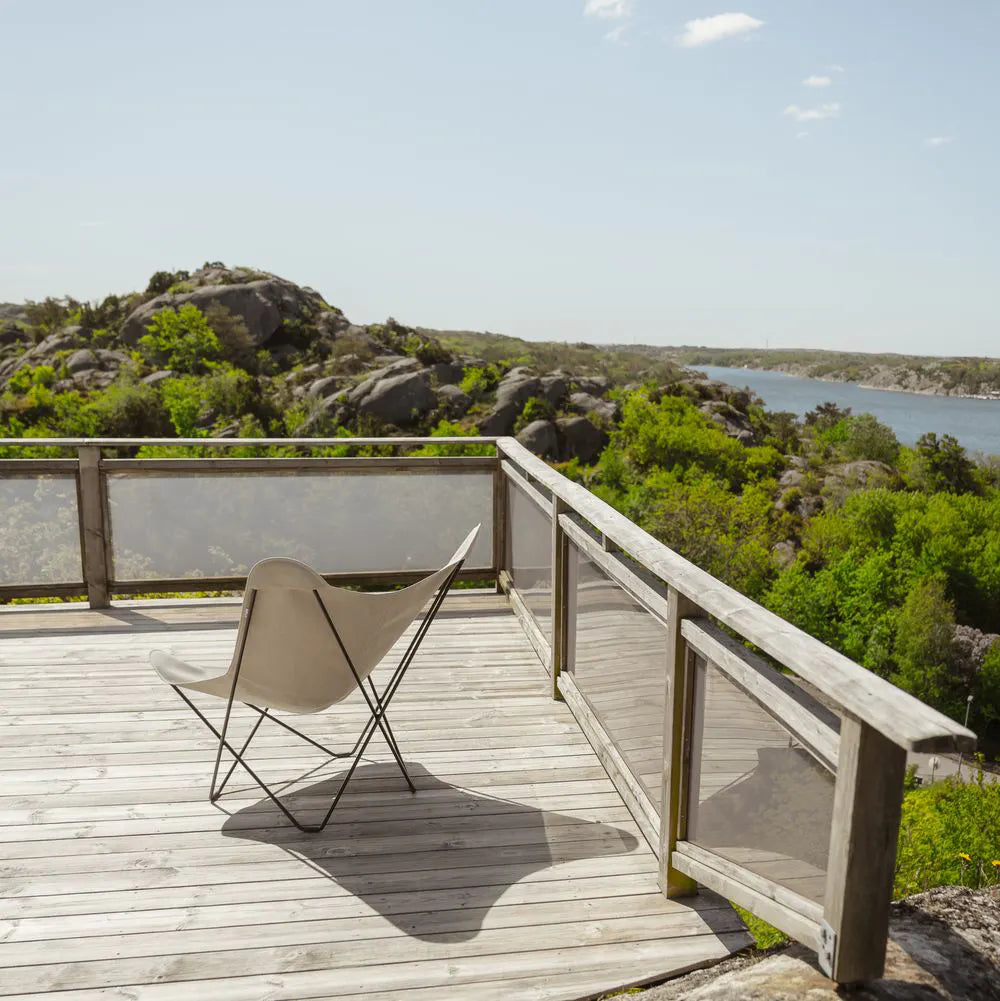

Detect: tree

[804,401,851,430]
[844,413,900,464]
[137,304,223,374]
[145,270,190,295]
[912,433,979,494]
[892,578,961,713]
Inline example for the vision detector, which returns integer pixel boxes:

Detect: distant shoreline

[694,364,1000,402]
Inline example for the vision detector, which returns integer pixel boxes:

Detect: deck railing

[0,435,976,984]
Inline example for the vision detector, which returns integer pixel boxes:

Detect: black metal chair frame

[172,564,461,833]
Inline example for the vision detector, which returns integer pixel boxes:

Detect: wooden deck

[0,593,749,1001]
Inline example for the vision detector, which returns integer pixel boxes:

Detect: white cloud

[796,131,809,140]
[925,136,954,147]
[584,0,631,18]
[604,24,628,43]
[828,63,845,73]
[677,12,763,47]
[803,75,832,88]
[783,102,841,122]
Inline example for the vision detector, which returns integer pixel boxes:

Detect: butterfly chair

[150,524,480,833]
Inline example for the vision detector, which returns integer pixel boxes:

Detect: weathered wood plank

[660,587,698,897]
[0,595,747,1001]
[821,718,907,982]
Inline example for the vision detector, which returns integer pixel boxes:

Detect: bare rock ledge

[630,886,999,1001]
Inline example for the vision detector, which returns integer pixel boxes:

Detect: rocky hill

[0,264,753,462]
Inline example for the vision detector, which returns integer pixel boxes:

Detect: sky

[1,0,997,356]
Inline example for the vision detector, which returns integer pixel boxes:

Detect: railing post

[820,718,906,983]
[493,451,508,593]
[77,445,110,609]
[659,586,698,897]
[550,497,568,700]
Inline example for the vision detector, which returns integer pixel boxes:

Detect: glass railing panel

[568,541,667,810]
[686,657,836,905]
[106,470,493,580]
[507,481,552,644]
[0,475,82,585]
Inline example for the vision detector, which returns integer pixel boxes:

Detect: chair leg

[172,687,410,832]
[213,710,265,801]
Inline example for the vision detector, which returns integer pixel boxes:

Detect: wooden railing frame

[493,437,975,985]
[1,434,978,983]
[0,438,499,606]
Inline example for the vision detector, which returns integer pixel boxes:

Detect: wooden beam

[0,459,79,472]
[492,459,507,591]
[550,496,568,700]
[680,618,840,771]
[500,461,550,516]
[108,567,494,596]
[672,845,822,952]
[821,718,906,983]
[0,436,500,448]
[559,515,671,627]
[100,457,497,473]
[76,446,110,610]
[659,586,698,898]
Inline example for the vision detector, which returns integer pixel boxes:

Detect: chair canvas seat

[151,525,480,832]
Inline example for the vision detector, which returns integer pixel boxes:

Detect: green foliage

[201,304,255,370]
[804,401,851,430]
[77,294,132,332]
[7,364,55,395]
[911,432,980,494]
[611,391,782,491]
[639,477,788,600]
[22,297,76,337]
[410,420,494,457]
[158,365,261,437]
[459,364,502,399]
[137,304,222,373]
[87,381,172,437]
[733,905,788,950]
[844,413,900,464]
[895,776,1000,897]
[765,488,1000,740]
[145,269,190,296]
[514,396,555,433]
[892,579,961,714]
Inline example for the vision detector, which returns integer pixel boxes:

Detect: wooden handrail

[497,437,974,754]
[0,436,499,447]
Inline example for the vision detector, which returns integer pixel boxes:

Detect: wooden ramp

[0,594,749,1001]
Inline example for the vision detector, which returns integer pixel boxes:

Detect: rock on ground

[516,419,559,459]
[119,276,327,347]
[558,415,609,463]
[351,369,436,426]
[630,886,999,1001]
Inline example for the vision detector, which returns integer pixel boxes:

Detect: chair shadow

[220,760,642,942]
[689,745,834,871]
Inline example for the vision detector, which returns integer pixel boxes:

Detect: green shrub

[137,304,222,373]
[895,775,1000,897]
[410,420,493,457]
[459,364,501,399]
[844,413,900,464]
[145,269,190,296]
[86,382,172,437]
[514,396,554,432]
